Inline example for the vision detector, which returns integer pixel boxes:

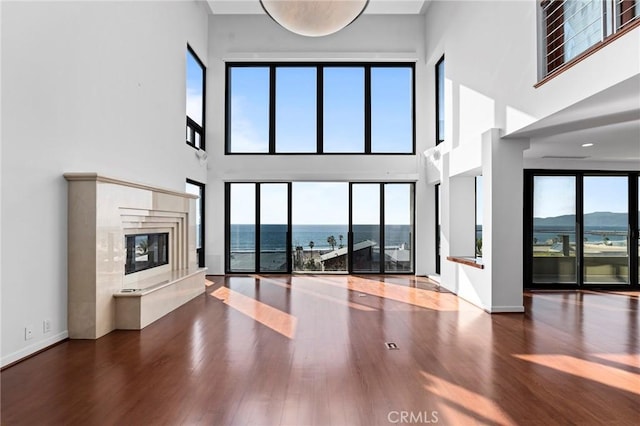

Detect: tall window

[186,46,205,150]
[475,176,483,259]
[540,0,639,77]
[226,63,415,154]
[435,56,445,145]
[186,179,205,267]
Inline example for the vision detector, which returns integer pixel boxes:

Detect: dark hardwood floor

[2,275,639,425]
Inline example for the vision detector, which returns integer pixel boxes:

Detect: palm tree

[327,235,336,251]
[338,234,344,249]
[309,241,314,254]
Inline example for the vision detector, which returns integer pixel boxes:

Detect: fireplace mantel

[64,173,205,339]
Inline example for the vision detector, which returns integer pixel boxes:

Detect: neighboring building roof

[319,240,377,262]
[385,248,411,263]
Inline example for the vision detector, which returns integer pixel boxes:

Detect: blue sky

[229,66,412,153]
[186,51,204,126]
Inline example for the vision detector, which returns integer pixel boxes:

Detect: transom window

[226,63,415,154]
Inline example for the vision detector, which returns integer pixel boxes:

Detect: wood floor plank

[2,275,639,425]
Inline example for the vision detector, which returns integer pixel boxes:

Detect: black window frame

[186,178,206,268]
[225,181,415,274]
[435,55,445,146]
[186,45,206,151]
[435,183,441,275]
[524,169,640,290]
[225,62,416,155]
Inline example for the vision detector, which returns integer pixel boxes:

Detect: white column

[481,129,529,312]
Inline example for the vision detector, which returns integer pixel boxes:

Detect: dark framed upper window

[186,46,206,150]
[435,56,445,145]
[225,63,415,155]
[540,0,639,77]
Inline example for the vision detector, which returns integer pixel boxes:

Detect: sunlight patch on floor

[211,286,297,339]
[514,354,640,395]
[254,275,377,311]
[420,371,517,426]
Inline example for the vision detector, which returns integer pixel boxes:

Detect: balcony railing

[541,0,639,76]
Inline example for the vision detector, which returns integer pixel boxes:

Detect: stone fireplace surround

[64,173,206,339]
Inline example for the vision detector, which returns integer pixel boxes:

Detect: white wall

[424,1,639,309]
[426,0,640,144]
[205,14,431,274]
[1,0,209,366]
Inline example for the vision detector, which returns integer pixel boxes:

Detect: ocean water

[531,225,628,244]
[230,224,412,252]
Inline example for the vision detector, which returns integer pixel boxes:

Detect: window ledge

[447,256,484,269]
[535,19,640,88]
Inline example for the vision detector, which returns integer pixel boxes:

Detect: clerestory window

[226,63,415,155]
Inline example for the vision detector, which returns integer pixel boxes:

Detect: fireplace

[125,232,169,275]
[65,173,206,338]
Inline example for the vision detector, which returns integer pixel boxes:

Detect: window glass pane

[371,67,413,153]
[185,182,202,250]
[292,182,348,272]
[475,176,483,258]
[229,184,256,271]
[352,184,380,272]
[229,67,270,153]
[260,184,289,272]
[532,176,577,284]
[186,50,204,127]
[583,176,629,284]
[436,58,445,144]
[324,67,365,153]
[385,184,413,272]
[275,67,316,153]
[564,0,603,62]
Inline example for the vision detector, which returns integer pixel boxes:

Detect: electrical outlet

[43,319,51,334]
[25,326,34,340]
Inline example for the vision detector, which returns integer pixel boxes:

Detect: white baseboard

[488,305,525,313]
[1,330,68,368]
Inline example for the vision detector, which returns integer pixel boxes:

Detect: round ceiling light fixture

[260,0,370,37]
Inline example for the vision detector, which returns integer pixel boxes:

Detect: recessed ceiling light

[581,143,594,147]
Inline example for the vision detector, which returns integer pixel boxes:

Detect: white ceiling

[206,0,430,15]
[509,75,640,163]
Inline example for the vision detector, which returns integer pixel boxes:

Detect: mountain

[534,211,635,227]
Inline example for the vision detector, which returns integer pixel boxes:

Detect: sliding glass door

[526,171,639,288]
[228,183,256,272]
[227,182,414,274]
[292,182,348,273]
[384,184,414,272]
[583,176,629,284]
[260,184,289,272]
[531,176,578,284]
[351,184,381,273]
